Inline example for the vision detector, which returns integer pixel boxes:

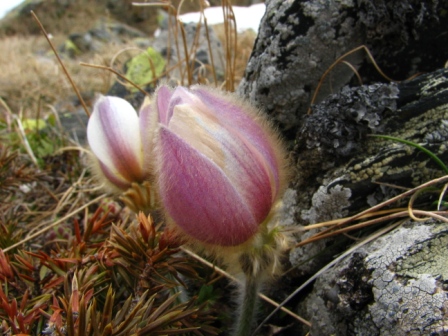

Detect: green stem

[234,274,260,336]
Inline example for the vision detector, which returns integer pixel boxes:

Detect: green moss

[125,47,166,92]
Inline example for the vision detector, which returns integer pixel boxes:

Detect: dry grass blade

[203,16,218,86]
[80,63,149,96]
[296,210,448,247]
[132,1,191,85]
[308,45,401,115]
[221,0,237,91]
[296,175,448,247]
[12,115,39,167]
[437,183,448,210]
[3,194,106,253]
[30,11,90,117]
[411,210,448,223]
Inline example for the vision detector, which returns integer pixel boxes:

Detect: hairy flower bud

[153,85,287,247]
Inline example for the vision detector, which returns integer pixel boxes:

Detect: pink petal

[157,126,260,246]
[155,85,173,125]
[98,161,132,190]
[169,103,273,224]
[163,86,197,125]
[191,86,281,197]
[87,96,143,184]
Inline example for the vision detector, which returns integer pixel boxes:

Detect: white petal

[87,96,143,182]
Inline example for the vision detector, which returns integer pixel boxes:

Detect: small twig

[79,63,149,96]
[30,11,90,117]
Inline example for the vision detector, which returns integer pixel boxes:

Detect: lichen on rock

[297,221,448,335]
[301,183,352,224]
[289,183,352,273]
[300,83,399,157]
[238,0,447,137]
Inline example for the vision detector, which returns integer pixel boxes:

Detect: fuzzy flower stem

[234,273,261,336]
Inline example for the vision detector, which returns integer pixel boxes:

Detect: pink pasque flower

[154,85,286,247]
[87,96,155,191]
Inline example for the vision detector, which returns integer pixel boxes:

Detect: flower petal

[139,97,158,174]
[87,96,143,184]
[169,96,274,224]
[162,86,198,125]
[98,161,132,190]
[191,86,281,197]
[155,85,173,125]
[168,104,224,168]
[157,126,260,246]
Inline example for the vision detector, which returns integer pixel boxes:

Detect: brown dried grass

[0,5,256,118]
[0,34,143,117]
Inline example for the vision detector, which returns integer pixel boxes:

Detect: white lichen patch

[300,221,448,335]
[361,222,448,335]
[301,182,352,224]
[289,183,352,271]
[421,73,448,97]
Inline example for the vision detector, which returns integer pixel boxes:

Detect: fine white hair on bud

[152,85,288,247]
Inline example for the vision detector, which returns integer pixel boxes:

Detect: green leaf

[370,134,448,175]
[125,47,166,92]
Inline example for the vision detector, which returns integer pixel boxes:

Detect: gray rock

[59,108,89,144]
[61,18,148,56]
[298,221,448,335]
[287,69,448,281]
[238,0,447,135]
[152,14,225,84]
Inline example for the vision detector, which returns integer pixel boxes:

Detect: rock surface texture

[238,0,448,334]
[301,221,448,335]
[238,0,448,136]
[287,72,448,331]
